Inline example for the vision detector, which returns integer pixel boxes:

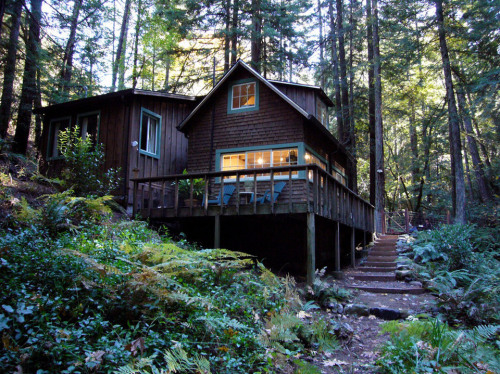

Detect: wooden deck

[131,165,374,283]
[131,164,374,232]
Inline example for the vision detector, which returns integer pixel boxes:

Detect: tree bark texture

[111,0,131,92]
[13,0,42,155]
[348,0,357,193]
[336,0,350,146]
[0,0,23,138]
[366,0,375,206]
[318,0,325,87]
[60,0,83,97]
[456,86,492,202]
[372,0,385,234]
[435,0,466,223]
[224,0,231,72]
[250,0,262,72]
[328,0,343,139]
[132,0,143,89]
[230,0,239,65]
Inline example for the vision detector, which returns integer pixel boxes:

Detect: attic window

[316,99,328,127]
[139,108,161,158]
[228,80,259,113]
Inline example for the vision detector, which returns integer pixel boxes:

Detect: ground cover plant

[0,196,338,373]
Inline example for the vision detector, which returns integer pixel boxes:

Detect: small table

[238,191,255,204]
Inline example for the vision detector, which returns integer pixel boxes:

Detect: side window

[77,112,100,142]
[139,108,161,158]
[47,117,70,159]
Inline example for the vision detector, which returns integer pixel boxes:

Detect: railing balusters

[236,172,240,214]
[204,175,208,215]
[288,169,292,213]
[270,170,275,214]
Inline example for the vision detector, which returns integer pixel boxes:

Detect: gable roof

[268,80,334,107]
[35,88,199,115]
[177,60,315,131]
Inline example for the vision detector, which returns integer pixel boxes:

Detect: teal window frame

[227,78,259,114]
[76,111,100,142]
[47,116,71,160]
[139,108,161,159]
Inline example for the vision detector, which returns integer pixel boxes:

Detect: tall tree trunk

[13,0,42,155]
[250,0,262,72]
[336,0,350,146]
[0,0,6,40]
[132,0,142,89]
[59,0,83,98]
[111,0,131,92]
[224,0,231,72]
[230,0,239,65]
[348,0,357,193]
[456,86,492,202]
[366,0,375,205]
[0,0,23,138]
[328,0,343,138]
[318,0,325,87]
[435,0,466,223]
[372,0,384,234]
[34,67,42,151]
[460,120,474,198]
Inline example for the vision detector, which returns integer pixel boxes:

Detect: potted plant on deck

[177,170,205,207]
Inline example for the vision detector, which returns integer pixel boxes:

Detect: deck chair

[250,182,286,204]
[206,184,236,205]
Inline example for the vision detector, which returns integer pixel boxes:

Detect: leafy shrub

[58,125,121,196]
[304,267,352,308]
[376,318,500,373]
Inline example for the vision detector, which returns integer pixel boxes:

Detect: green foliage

[0,196,333,373]
[410,225,500,325]
[304,267,352,308]
[176,169,205,199]
[58,125,121,196]
[376,318,500,373]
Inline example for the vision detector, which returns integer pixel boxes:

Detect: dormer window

[228,80,259,114]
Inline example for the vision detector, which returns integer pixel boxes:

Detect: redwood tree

[12,0,42,155]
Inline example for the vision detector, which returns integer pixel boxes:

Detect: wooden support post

[306,213,316,285]
[214,215,221,248]
[351,227,356,268]
[335,221,341,272]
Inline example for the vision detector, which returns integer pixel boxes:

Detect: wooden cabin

[37,89,198,206]
[38,61,373,281]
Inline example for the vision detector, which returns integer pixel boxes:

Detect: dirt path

[304,236,438,373]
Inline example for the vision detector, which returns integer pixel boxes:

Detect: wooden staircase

[346,235,425,295]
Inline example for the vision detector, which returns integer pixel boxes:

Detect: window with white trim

[231,82,256,110]
[47,117,70,159]
[304,151,327,181]
[140,108,161,157]
[221,148,298,179]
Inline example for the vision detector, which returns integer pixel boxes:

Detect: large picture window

[47,117,70,159]
[228,80,259,113]
[221,148,298,179]
[140,108,161,158]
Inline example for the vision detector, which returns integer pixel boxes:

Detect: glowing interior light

[280,157,283,161]
[258,158,263,165]
[305,154,310,160]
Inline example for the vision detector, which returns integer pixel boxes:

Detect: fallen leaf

[323,359,348,367]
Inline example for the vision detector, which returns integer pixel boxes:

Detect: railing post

[174,177,179,216]
[253,172,257,214]
[220,175,225,215]
[306,166,311,213]
[270,170,275,214]
[236,172,240,214]
[288,168,292,213]
[148,180,152,217]
[204,175,209,215]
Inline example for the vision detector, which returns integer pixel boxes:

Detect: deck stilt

[306,213,315,285]
[214,215,220,248]
[335,221,340,272]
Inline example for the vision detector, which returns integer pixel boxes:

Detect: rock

[396,264,410,271]
[369,307,401,320]
[395,270,412,280]
[330,321,354,340]
[324,300,344,314]
[409,281,423,287]
[344,304,370,317]
[399,310,410,319]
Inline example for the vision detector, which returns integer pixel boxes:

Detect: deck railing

[131,164,374,232]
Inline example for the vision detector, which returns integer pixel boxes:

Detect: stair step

[346,285,425,295]
[367,256,397,262]
[358,266,396,272]
[370,251,398,256]
[364,261,396,267]
[352,274,396,282]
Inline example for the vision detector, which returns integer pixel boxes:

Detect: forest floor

[305,272,438,373]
